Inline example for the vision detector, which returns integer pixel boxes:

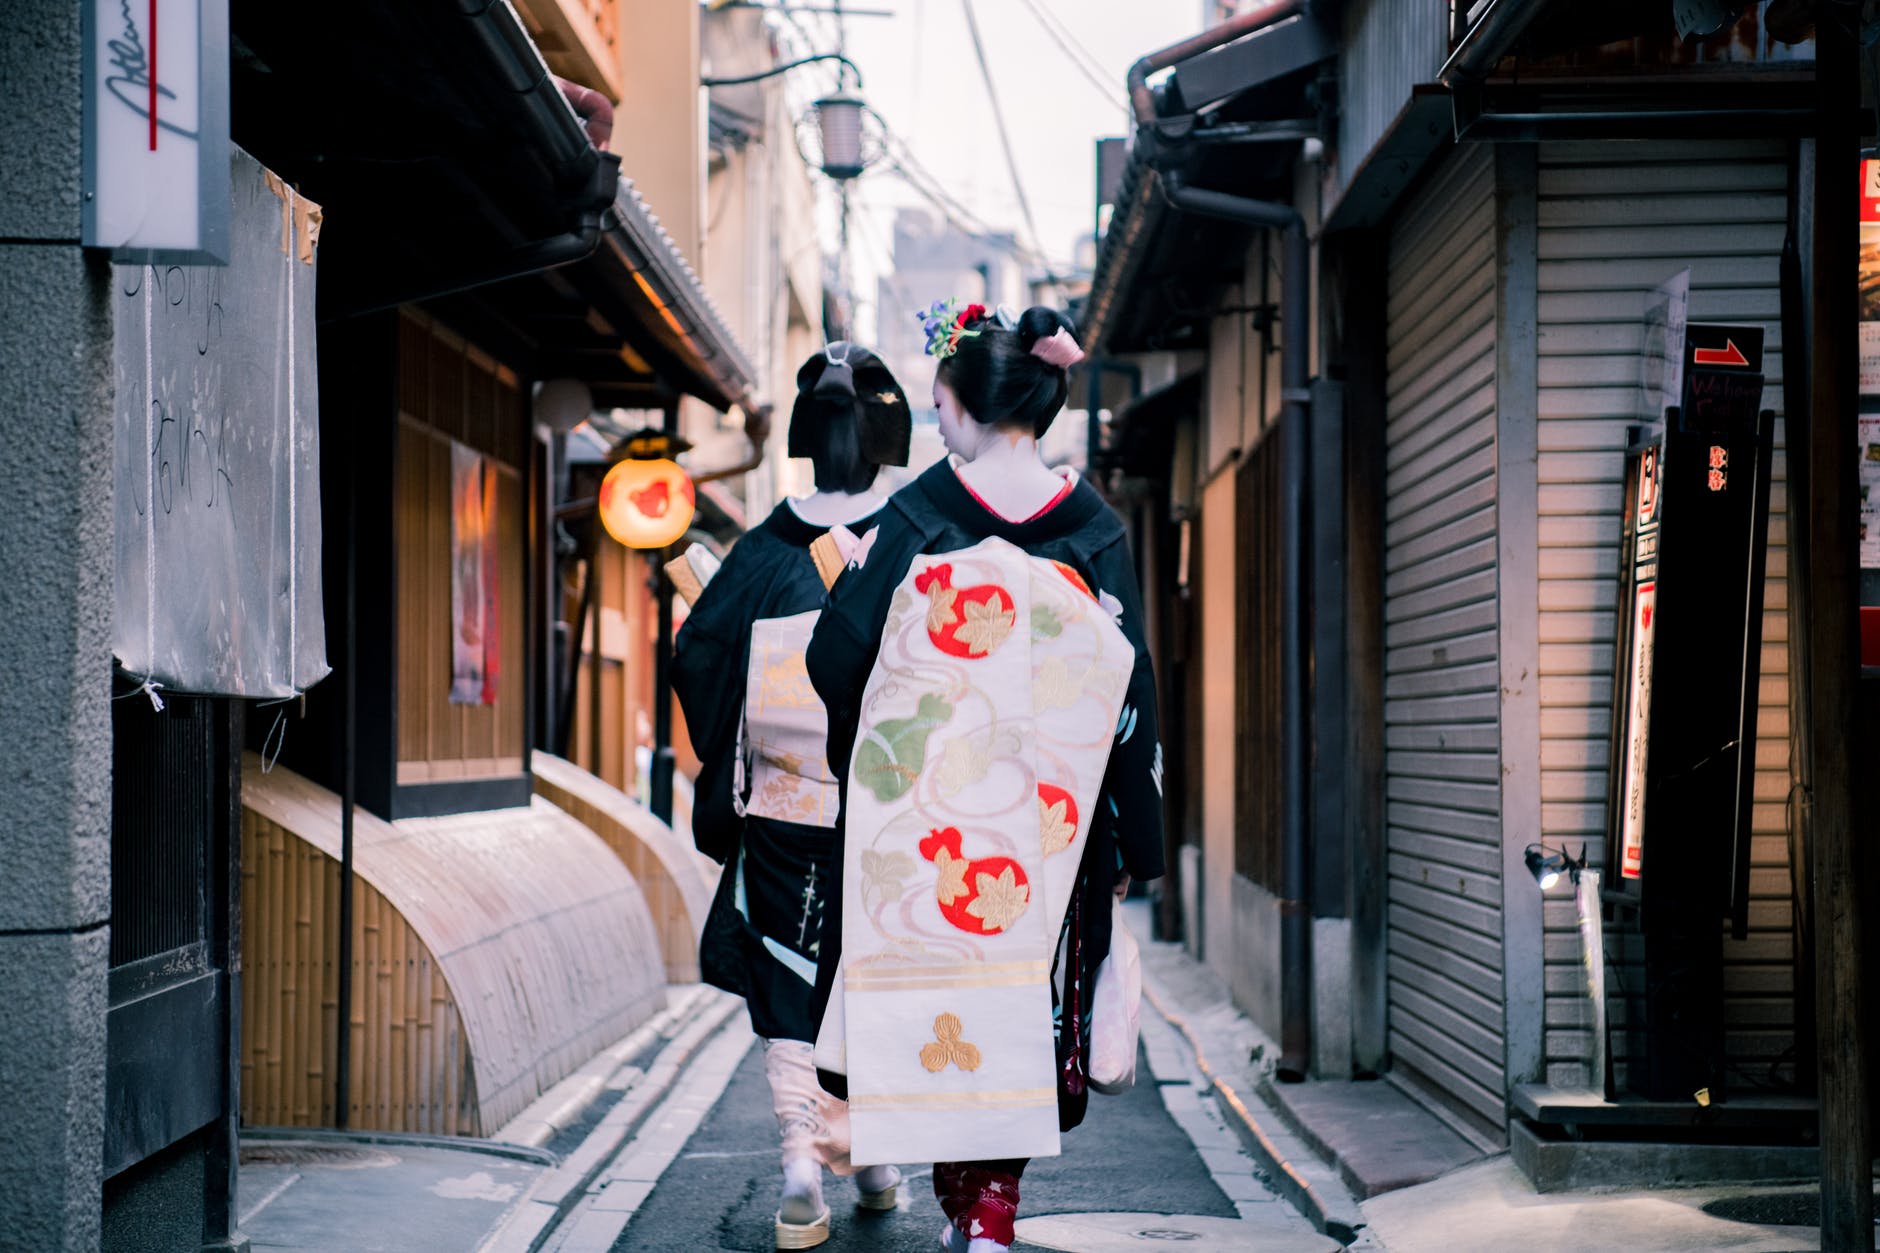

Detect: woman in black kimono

[672,343,913,1251]
[805,304,1165,1253]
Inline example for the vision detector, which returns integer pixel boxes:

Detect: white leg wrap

[762,1037,859,1176]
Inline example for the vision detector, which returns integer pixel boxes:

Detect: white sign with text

[85,0,229,261]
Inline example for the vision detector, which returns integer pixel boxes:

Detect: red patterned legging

[934,1159,1027,1246]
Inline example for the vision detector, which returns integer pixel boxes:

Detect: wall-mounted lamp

[1525,842,1589,891]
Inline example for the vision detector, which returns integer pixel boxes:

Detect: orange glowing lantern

[598,455,695,549]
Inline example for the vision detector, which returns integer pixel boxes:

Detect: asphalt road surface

[613,1041,1244,1252]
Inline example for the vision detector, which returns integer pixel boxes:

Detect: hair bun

[1015,305,1076,355]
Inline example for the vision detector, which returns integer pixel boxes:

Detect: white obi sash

[741,609,841,829]
[814,537,1133,1165]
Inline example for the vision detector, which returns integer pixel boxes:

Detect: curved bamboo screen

[532,752,716,983]
[240,754,668,1134]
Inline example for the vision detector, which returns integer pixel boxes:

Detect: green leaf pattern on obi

[854,692,954,802]
[1030,603,1063,640]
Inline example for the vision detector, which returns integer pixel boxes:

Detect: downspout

[690,403,773,485]
[1161,173,1314,1082]
[1124,0,1316,1077]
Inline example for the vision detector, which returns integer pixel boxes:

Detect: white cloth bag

[1088,898,1141,1094]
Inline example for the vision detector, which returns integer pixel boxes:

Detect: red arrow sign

[1693,339,1749,367]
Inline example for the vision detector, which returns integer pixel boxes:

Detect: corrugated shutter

[1534,139,1795,1089]
[1382,145,1505,1134]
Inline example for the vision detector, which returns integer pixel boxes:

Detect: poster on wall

[1861,416,1880,571]
[1861,161,1880,569]
[450,442,499,704]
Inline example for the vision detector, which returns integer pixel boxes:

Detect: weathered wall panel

[1337,0,1450,191]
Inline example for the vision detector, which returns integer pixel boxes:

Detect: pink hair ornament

[1030,327,1086,369]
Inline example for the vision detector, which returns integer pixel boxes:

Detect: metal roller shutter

[1534,138,1795,1090]
[1382,145,1505,1134]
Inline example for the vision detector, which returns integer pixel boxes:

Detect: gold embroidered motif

[965,866,1030,931]
[954,593,1015,656]
[931,846,970,906]
[758,650,818,709]
[1032,655,1083,710]
[925,583,961,634]
[1039,794,1076,856]
[860,848,916,909]
[919,1013,983,1073]
[934,733,993,796]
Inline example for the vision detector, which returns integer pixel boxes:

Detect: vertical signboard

[84,0,230,262]
[1613,445,1662,882]
[1860,160,1880,578]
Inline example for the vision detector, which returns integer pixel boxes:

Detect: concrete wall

[616,0,701,269]
[0,1,115,1245]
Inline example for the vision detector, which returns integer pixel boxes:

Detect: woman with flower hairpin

[804,303,1165,1253]
[672,342,914,1250]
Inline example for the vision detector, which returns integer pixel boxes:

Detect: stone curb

[1138,980,1370,1248]
[491,984,718,1149]
[476,988,745,1253]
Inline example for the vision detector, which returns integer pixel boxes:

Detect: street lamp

[814,93,865,180]
[700,53,870,182]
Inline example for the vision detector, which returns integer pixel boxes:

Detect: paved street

[595,1006,1338,1252]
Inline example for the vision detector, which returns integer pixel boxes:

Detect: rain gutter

[1437,0,1551,87]
[326,2,617,319]
[1126,0,1306,132]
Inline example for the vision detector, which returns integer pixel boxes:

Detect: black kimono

[672,502,880,1042]
[804,461,1165,1130]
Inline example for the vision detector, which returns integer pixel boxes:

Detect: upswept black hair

[788,343,911,494]
[936,305,1080,440]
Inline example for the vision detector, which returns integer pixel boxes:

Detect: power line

[957,0,1059,284]
[1023,0,1110,80]
[866,112,1050,270]
[1014,0,1125,111]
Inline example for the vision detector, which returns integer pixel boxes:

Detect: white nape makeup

[787,487,886,528]
[935,378,1073,523]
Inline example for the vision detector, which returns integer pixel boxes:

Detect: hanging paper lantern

[598,456,695,549]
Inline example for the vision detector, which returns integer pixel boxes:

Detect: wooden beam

[1806,23,1871,1248]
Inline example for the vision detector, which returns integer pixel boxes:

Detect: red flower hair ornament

[917,298,990,360]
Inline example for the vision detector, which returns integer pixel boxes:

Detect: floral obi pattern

[744,609,841,829]
[815,538,1134,1166]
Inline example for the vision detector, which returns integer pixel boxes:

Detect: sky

[763,0,1202,339]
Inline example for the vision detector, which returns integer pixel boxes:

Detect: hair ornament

[1030,327,1086,370]
[993,304,1019,331]
[916,297,987,359]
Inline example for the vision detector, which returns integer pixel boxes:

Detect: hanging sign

[1678,323,1764,435]
[84,0,230,262]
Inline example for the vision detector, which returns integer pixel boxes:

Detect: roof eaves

[1083,150,1165,356]
[602,179,760,413]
